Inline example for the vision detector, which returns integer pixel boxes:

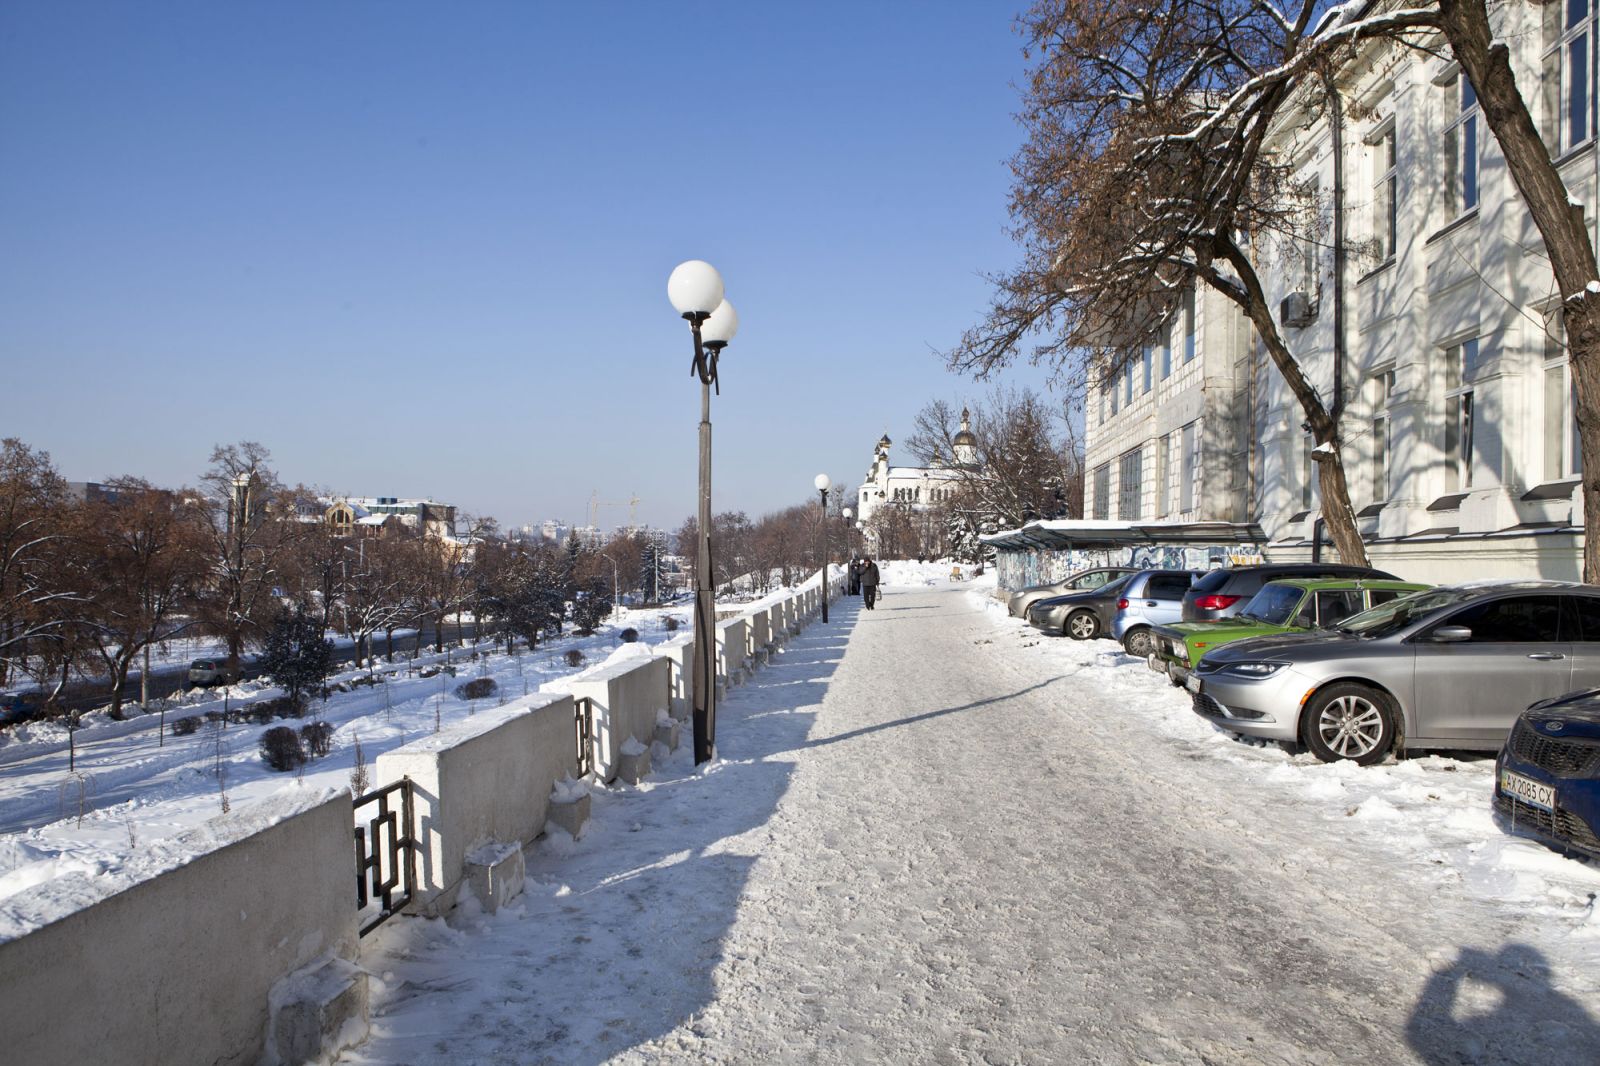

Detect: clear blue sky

[0,1,1056,532]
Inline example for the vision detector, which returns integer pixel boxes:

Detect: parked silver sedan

[1188,582,1600,764]
[1008,566,1137,618]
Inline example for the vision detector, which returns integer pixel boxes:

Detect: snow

[339,576,1600,1063]
[0,604,698,934]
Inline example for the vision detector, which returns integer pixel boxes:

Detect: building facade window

[1161,318,1173,379]
[1444,338,1478,491]
[1370,125,1397,261]
[1544,313,1585,479]
[1157,433,1172,516]
[1547,0,1597,153]
[1180,421,1199,512]
[1446,74,1479,216]
[1092,463,1111,520]
[1142,343,1153,393]
[1183,287,1197,363]
[1370,368,1396,502]
[1124,359,1135,406]
[1118,448,1143,520]
[1302,431,1317,510]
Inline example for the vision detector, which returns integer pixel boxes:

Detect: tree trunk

[1209,234,1371,566]
[1439,0,1600,581]
[385,628,394,662]
[107,656,131,719]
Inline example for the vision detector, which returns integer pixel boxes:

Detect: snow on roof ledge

[981,519,1267,550]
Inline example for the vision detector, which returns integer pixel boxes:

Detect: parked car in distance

[1189,582,1600,764]
[1111,570,1204,657]
[1026,572,1140,639]
[1494,689,1600,860]
[1150,578,1429,686]
[187,659,236,687]
[0,691,44,725]
[1180,563,1398,623]
[1008,566,1139,618]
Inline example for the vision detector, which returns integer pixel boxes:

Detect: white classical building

[854,411,980,528]
[1088,2,1592,583]
[1250,4,1587,581]
[1082,284,1254,526]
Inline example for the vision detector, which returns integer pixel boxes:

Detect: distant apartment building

[1081,284,1253,526]
[321,496,457,539]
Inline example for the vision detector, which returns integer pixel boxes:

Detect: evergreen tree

[570,575,613,636]
[639,535,664,605]
[257,607,333,707]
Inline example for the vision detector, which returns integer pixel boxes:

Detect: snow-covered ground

[0,605,694,937]
[340,565,1600,1064]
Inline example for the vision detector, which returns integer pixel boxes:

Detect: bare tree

[949,0,1437,566]
[0,440,82,686]
[79,479,211,717]
[192,442,301,671]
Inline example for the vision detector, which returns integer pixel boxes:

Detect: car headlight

[1221,661,1289,678]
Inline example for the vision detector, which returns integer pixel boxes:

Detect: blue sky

[0,1,1055,532]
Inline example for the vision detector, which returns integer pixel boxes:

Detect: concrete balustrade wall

[556,656,670,784]
[659,634,695,720]
[0,791,358,1066]
[716,618,748,688]
[374,692,578,916]
[746,609,771,662]
[765,601,787,645]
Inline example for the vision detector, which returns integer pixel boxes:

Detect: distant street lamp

[815,473,832,623]
[669,260,738,765]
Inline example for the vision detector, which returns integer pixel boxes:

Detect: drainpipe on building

[1323,69,1349,427]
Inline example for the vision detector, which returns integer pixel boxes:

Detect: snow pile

[0,782,340,942]
[549,775,588,804]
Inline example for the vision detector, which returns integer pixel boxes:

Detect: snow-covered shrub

[259,726,306,772]
[664,615,682,632]
[564,649,586,668]
[299,721,334,758]
[170,716,202,737]
[455,677,497,700]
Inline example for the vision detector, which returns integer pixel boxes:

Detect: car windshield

[1335,587,1480,637]
[1237,585,1303,626]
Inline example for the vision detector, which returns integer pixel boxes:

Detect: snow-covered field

[0,605,694,938]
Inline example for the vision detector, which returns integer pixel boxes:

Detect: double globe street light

[814,474,832,623]
[668,260,738,765]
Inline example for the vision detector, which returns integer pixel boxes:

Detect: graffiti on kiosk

[996,543,1266,591]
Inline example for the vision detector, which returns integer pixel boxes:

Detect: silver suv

[187,659,236,686]
[1110,569,1203,657]
[1190,582,1600,764]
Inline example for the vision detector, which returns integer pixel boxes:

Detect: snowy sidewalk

[345,581,1600,1065]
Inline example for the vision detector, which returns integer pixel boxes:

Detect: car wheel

[1301,683,1396,765]
[1122,627,1154,658]
[1065,610,1099,640]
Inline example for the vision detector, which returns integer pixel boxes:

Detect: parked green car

[1147,578,1430,686]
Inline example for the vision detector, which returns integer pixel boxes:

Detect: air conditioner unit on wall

[1280,291,1317,328]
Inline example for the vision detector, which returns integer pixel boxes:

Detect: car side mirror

[1429,625,1472,643]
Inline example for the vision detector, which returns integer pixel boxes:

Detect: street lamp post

[841,507,854,585]
[669,260,738,765]
[815,474,831,623]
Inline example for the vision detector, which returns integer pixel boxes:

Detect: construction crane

[588,491,642,531]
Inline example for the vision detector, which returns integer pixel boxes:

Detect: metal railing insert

[354,777,416,937]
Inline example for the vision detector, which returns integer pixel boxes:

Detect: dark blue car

[1494,689,1600,861]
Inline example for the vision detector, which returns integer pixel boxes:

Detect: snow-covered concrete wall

[659,634,695,720]
[559,654,669,784]
[374,692,578,915]
[0,789,357,1066]
[717,618,748,686]
[746,609,771,659]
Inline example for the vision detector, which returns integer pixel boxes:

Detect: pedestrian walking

[848,557,862,596]
[859,557,882,610]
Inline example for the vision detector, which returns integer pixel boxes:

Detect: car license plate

[1185,674,1202,695]
[1500,769,1555,812]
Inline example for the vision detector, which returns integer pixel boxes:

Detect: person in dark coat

[859,557,882,609]
[848,557,862,596]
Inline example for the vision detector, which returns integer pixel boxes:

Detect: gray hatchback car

[1190,582,1600,764]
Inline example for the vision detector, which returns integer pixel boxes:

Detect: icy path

[347,583,1600,1065]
